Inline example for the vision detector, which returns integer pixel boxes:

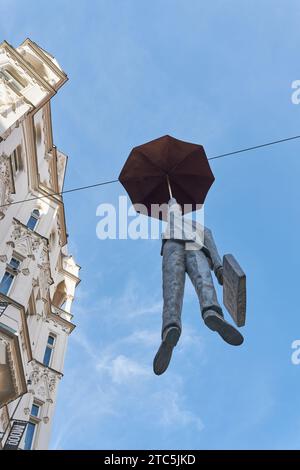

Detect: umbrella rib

[168,147,206,176]
[138,149,167,176]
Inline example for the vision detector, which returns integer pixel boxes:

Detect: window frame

[31,403,40,418]
[23,402,42,450]
[0,254,22,295]
[26,209,40,231]
[24,421,36,450]
[0,271,15,296]
[43,333,56,367]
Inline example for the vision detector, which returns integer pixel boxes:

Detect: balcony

[0,322,27,408]
[51,305,73,323]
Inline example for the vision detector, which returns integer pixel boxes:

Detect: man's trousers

[162,239,223,337]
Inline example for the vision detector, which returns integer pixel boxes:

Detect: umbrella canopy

[119,135,215,219]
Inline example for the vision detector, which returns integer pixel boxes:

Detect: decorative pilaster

[0,153,14,219]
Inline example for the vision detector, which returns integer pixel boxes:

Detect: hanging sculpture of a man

[153,197,244,376]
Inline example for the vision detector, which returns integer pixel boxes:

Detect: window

[43,334,55,367]
[9,257,20,270]
[27,209,40,231]
[24,403,40,450]
[31,404,40,418]
[0,272,14,295]
[0,257,20,295]
[10,146,22,175]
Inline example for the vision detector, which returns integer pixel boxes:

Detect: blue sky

[2,0,300,449]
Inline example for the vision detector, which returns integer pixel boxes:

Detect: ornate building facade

[0,39,80,450]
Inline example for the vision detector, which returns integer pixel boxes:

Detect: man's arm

[204,227,223,285]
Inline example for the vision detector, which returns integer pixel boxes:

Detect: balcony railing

[51,305,73,322]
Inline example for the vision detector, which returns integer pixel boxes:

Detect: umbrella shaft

[166,175,173,199]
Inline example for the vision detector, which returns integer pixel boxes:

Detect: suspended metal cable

[1,134,300,208]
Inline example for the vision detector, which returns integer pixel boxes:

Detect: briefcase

[223,254,246,327]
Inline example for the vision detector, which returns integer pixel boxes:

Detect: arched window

[27,209,40,231]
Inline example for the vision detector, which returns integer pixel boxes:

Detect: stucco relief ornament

[37,385,46,398]
[0,76,23,117]
[37,254,53,303]
[48,376,56,393]
[29,366,40,386]
[11,223,22,239]
[11,220,42,257]
[31,238,41,253]
[0,153,14,219]
[43,397,53,424]
[5,340,20,394]
[0,407,9,431]
[56,213,63,246]
[57,153,65,175]
[22,383,33,416]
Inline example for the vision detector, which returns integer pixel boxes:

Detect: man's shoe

[153,327,180,375]
[203,310,244,346]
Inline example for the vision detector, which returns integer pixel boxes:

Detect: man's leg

[161,240,186,336]
[186,249,243,346]
[185,248,222,316]
[153,240,185,375]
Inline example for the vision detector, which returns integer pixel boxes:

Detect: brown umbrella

[119,135,215,219]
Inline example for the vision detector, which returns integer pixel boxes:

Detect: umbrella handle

[166,175,173,199]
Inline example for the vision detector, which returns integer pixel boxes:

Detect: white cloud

[51,268,208,449]
[72,330,99,361]
[153,389,204,433]
[96,353,150,384]
[124,329,159,348]
[112,278,162,319]
[73,276,162,325]
[128,300,162,318]
[52,319,206,449]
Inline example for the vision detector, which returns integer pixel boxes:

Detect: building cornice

[48,309,76,334]
[29,358,63,379]
[1,41,55,92]
[57,254,81,287]
[12,217,48,244]
[18,38,68,91]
